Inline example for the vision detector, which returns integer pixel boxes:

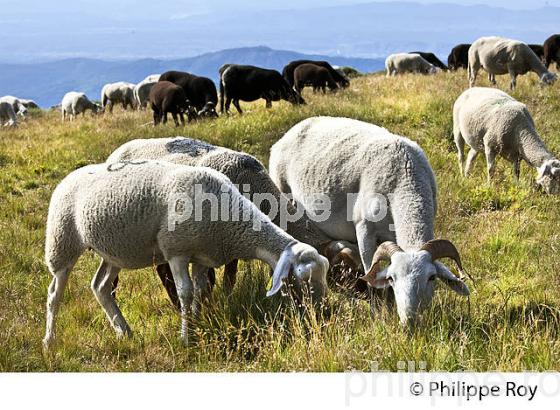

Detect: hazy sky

[2,0,559,19]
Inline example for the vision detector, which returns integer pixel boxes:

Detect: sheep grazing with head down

[0,96,28,118]
[60,92,101,121]
[0,101,18,127]
[43,160,329,347]
[468,36,557,90]
[106,137,358,306]
[385,53,438,76]
[133,74,160,110]
[269,116,469,326]
[453,87,560,194]
[101,81,136,112]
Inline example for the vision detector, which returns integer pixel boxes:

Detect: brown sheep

[148,81,196,126]
[294,63,339,94]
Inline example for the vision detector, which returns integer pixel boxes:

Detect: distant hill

[0,47,384,107]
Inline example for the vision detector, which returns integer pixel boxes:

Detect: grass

[1,70,560,371]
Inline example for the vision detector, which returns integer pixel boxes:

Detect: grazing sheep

[159,71,219,118]
[60,92,101,121]
[270,116,469,326]
[528,44,545,63]
[448,44,471,70]
[293,63,339,94]
[468,36,557,89]
[410,51,448,70]
[20,99,39,109]
[148,81,197,126]
[543,34,560,70]
[385,53,438,76]
[101,82,136,112]
[282,60,350,89]
[106,137,357,306]
[219,64,305,115]
[453,87,560,194]
[43,160,329,346]
[0,96,28,118]
[0,101,18,127]
[133,74,160,110]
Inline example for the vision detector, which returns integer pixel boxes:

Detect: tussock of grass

[1,71,560,371]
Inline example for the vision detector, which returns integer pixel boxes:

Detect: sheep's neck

[519,128,555,169]
[390,188,435,250]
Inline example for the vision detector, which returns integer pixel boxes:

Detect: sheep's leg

[156,263,181,310]
[509,72,517,90]
[171,112,179,127]
[265,99,272,109]
[152,108,160,126]
[233,99,243,115]
[224,96,232,114]
[179,112,185,126]
[513,158,521,180]
[484,145,497,182]
[454,129,465,176]
[488,73,496,85]
[43,265,73,348]
[464,149,479,177]
[191,263,212,318]
[168,256,193,343]
[468,63,479,87]
[91,259,131,337]
[223,259,238,295]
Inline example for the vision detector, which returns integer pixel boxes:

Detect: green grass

[1,71,560,371]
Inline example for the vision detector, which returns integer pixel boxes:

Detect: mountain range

[0,47,384,107]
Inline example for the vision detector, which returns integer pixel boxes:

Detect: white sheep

[385,53,438,76]
[0,101,18,127]
[0,96,28,118]
[468,36,557,90]
[61,92,101,121]
[269,116,469,326]
[453,87,560,194]
[101,81,136,112]
[43,160,329,347]
[133,74,160,110]
[107,137,358,304]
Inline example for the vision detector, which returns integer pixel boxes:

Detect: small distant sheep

[0,96,27,118]
[448,44,471,70]
[61,92,101,121]
[133,74,160,110]
[385,53,438,76]
[0,101,18,127]
[294,63,338,94]
[543,34,560,69]
[453,87,560,194]
[148,81,197,126]
[468,36,557,89]
[43,160,329,346]
[410,51,448,70]
[101,82,136,112]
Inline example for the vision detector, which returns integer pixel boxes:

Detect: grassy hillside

[1,71,559,372]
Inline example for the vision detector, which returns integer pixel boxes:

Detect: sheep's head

[92,104,103,115]
[361,240,469,326]
[427,66,439,75]
[267,242,329,305]
[181,99,198,122]
[537,159,560,194]
[540,72,558,85]
[197,102,218,119]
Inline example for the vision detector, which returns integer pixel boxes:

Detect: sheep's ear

[435,261,469,296]
[267,248,294,297]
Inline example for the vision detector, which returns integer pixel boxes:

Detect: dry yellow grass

[1,70,559,371]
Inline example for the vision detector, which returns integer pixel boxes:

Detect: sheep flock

[2,33,560,359]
